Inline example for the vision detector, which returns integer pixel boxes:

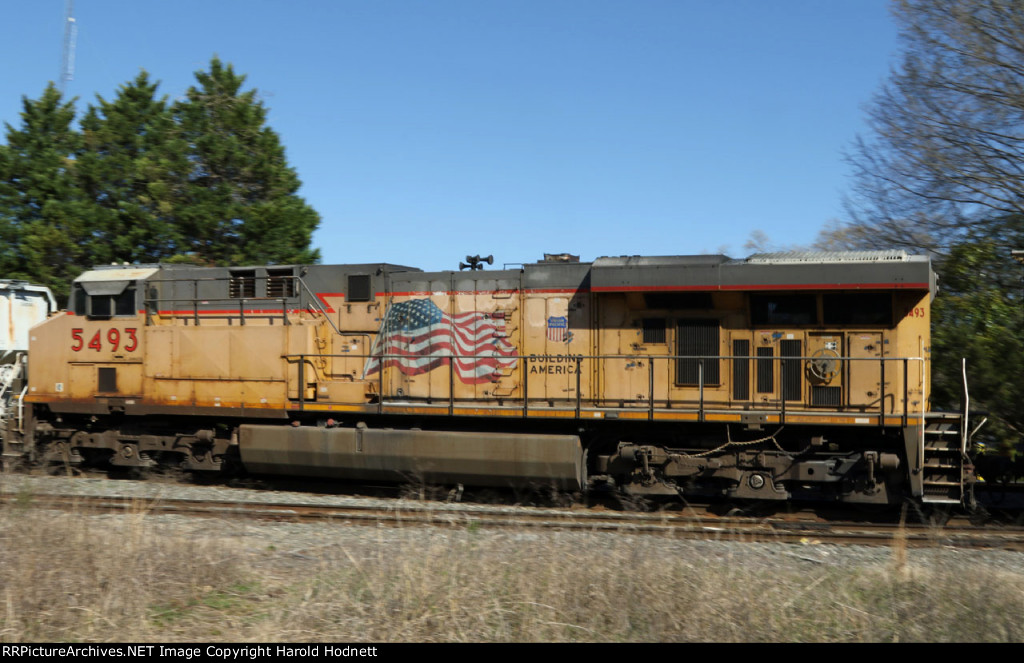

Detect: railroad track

[4,479,1024,552]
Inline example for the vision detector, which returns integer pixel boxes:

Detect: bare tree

[844,0,1024,253]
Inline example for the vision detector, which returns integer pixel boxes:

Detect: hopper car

[1,280,57,440]
[0,251,974,506]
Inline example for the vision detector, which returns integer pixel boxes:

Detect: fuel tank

[239,424,586,490]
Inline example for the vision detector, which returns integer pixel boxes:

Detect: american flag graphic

[363,299,518,384]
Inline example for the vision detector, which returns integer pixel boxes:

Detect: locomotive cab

[588,252,934,418]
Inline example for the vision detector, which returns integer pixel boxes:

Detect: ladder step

[922,496,961,504]
[921,414,966,503]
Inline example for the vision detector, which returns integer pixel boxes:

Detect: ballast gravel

[3,473,1023,578]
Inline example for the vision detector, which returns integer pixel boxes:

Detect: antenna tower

[60,0,77,95]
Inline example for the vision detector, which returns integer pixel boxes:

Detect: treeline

[929,224,1024,455]
[0,57,320,301]
[835,0,1024,455]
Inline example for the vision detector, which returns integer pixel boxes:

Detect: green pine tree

[0,83,88,301]
[76,71,186,265]
[171,57,320,265]
[1,60,322,300]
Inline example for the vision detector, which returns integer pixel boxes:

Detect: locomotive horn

[459,254,493,271]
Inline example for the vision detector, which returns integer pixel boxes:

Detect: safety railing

[145,296,292,326]
[142,274,333,328]
[284,352,928,427]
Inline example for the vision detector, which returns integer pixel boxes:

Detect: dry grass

[1,496,1022,642]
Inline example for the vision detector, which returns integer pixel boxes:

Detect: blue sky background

[1,1,899,271]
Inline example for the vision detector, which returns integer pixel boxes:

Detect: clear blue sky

[1,0,899,271]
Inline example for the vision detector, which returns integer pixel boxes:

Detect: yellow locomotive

[4,250,971,505]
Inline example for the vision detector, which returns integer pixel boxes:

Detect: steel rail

[5,490,1023,552]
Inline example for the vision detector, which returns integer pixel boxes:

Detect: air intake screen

[348,275,372,302]
[780,339,802,402]
[98,367,117,393]
[643,318,666,344]
[732,339,750,401]
[229,270,256,298]
[812,386,842,407]
[267,269,296,298]
[676,319,719,386]
[756,347,774,393]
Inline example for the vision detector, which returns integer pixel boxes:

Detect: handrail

[780,358,786,425]
[283,351,927,426]
[17,384,27,433]
[142,274,340,332]
[293,276,342,336]
[145,296,290,325]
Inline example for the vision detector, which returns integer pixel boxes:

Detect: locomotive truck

[0,250,973,505]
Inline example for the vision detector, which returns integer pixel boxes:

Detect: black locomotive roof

[72,251,934,298]
[589,251,934,293]
[396,250,933,294]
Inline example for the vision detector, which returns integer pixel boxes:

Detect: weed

[2,500,1022,642]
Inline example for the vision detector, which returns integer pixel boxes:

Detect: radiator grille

[676,319,720,385]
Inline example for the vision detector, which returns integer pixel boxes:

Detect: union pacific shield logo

[547,316,568,342]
